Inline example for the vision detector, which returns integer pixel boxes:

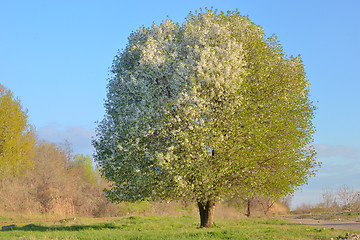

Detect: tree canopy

[93,9,319,227]
[0,84,35,175]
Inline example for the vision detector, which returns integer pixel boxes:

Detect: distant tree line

[0,83,117,217]
[0,141,118,218]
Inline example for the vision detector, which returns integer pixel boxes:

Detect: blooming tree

[93,9,319,227]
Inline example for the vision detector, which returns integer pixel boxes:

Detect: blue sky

[1,0,359,208]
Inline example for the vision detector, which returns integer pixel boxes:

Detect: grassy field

[0,216,357,240]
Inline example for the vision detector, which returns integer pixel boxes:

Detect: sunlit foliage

[0,84,35,175]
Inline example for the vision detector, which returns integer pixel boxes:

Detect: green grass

[0,216,356,239]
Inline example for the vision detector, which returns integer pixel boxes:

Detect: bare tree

[336,185,359,211]
[322,189,338,212]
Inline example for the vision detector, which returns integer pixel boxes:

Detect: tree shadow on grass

[2,223,120,232]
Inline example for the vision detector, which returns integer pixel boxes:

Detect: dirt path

[283,217,360,231]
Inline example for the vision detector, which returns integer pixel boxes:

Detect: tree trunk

[245,198,251,217]
[197,199,216,228]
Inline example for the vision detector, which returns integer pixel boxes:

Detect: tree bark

[197,199,216,228]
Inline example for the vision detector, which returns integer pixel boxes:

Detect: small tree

[93,9,319,227]
[0,84,35,175]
